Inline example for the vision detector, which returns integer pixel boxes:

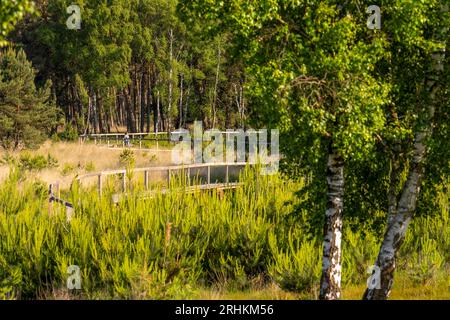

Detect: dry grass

[0,140,175,188]
[342,277,450,300]
[194,278,450,300]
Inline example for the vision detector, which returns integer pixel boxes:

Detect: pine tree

[0,48,59,150]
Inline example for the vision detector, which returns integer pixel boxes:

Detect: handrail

[75,162,255,197]
[76,162,251,181]
[79,130,268,138]
[79,132,169,137]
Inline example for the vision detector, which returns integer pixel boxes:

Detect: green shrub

[0,153,16,165]
[59,126,79,141]
[19,153,48,171]
[341,227,380,285]
[85,162,96,172]
[0,165,448,299]
[119,149,135,168]
[18,153,58,171]
[403,237,445,285]
[61,163,76,176]
[268,231,321,292]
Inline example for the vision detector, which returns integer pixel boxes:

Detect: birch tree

[179,0,390,299]
[363,1,448,300]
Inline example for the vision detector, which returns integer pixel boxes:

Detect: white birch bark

[319,148,344,300]
[168,28,174,132]
[364,22,445,299]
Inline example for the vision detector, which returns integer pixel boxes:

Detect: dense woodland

[8,0,248,134]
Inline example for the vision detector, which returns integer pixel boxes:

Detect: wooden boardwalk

[50,162,248,219]
[75,162,252,197]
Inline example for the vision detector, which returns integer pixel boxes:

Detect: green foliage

[61,163,76,176]
[0,0,35,47]
[0,264,22,300]
[119,149,136,168]
[0,166,447,299]
[85,161,96,172]
[59,126,79,141]
[180,0,390,158]
[18,153,58,171]
[0,48,59,150]
[269,232,321,293]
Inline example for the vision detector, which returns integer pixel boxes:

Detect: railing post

[207,165,211,186]
[48,184,53,215]
[226,165,229,185]
[122,172,127,192]
[55,181,60,199]
[187,167,191,186]
[168,169,171,186]
[98,173,103,198]
[144,170,149,190]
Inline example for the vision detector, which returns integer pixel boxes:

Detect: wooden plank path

[75,162,253,197]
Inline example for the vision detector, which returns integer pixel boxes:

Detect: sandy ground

[0,141,175,188]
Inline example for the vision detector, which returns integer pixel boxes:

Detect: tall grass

[0,166,448,299]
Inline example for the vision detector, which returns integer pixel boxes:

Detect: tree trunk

[132,66,139,132]
[184,86,190,128]
[179,73,184,128]
[156,89,161,133]
[140,69,146,133]
[168,28,174,132]
[363,131,427,300]
[147,70,152,133]
[96,89,105,133]
[363,27,444,299]
[212,42,221,129]
[92,90,99,134]
[124,87,136,133]
[85,92,91,135]
[319,144,344,300]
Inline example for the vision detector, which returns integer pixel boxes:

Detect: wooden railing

[79,132,172,150]
[78,130,271,149]
[48,183,74,220]
[75,162,253,197]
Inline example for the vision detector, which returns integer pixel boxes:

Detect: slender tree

[179,0,390,299]
[363,0,448,300]
[0,48,59,149]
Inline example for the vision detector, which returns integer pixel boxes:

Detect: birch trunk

[168,28,174,132]
[363,131,428,299]
[363,29,445,300]
[319,146,344,300]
